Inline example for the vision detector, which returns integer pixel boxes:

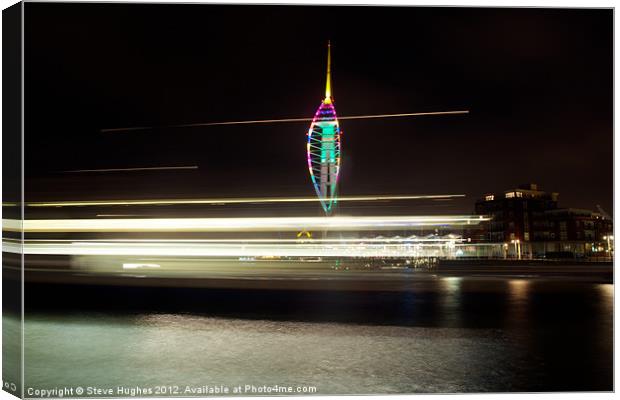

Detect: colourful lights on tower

[307,41,342,215]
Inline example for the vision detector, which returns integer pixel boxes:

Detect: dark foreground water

[16,276,614,394]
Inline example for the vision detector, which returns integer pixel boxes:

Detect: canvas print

[2,2,613,397]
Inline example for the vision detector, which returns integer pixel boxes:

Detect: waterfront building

[475,184,613,259]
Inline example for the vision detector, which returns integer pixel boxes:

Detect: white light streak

[3,239,494,258]
[14,238,468,244]
[101,110,470,133]
[122,263,161,269]
[2,215,488,233]
[61,166,198,173]
[6,194,465,208]
[96,214,146,217]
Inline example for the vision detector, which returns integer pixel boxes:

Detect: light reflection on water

[508,279,530,304]
[22,277,613,394]
[597,283,614,313]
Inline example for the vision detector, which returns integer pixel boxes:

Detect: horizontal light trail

[3,215,488,233]
[4,237,468,244]
[61,166,198,173]
[3,240,488,258]
[96,214,146,217]
[339,111,469,122]
[100,110,470,133]
[4,194,465,208]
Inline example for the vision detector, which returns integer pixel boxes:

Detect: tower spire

[324,40,332,104]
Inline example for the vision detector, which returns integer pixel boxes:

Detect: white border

[0,2,615,400]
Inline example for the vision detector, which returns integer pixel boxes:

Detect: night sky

[25,4,613,213]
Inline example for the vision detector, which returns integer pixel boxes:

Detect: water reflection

[508,279,530,304]
[22,277,613,393]
[597,283,613,315]
[438,276,462,327]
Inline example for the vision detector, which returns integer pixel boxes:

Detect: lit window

[516,192,523,197]
[485,195,494,201]
[505,192,515,198]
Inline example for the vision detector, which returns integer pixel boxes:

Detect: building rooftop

[481,183,559,202]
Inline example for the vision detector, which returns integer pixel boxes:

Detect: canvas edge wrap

[2,1,24,398]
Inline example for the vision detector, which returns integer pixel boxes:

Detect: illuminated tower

[306,41,342,215]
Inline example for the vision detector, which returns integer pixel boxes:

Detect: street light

[510,239,521,260]
[603,235,613,257]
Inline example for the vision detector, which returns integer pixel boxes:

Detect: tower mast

[324,41,332,104]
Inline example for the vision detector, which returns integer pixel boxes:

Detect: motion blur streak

[100,110,470,133]
[2,215,488,233]
[10,238,467,243]
[3,240,481,257]
[4,194,465,208]
[62,166,199,173]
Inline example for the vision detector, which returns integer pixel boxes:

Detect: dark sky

[25,4,613,213]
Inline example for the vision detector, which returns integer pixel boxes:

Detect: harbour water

[18,275,614,394]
